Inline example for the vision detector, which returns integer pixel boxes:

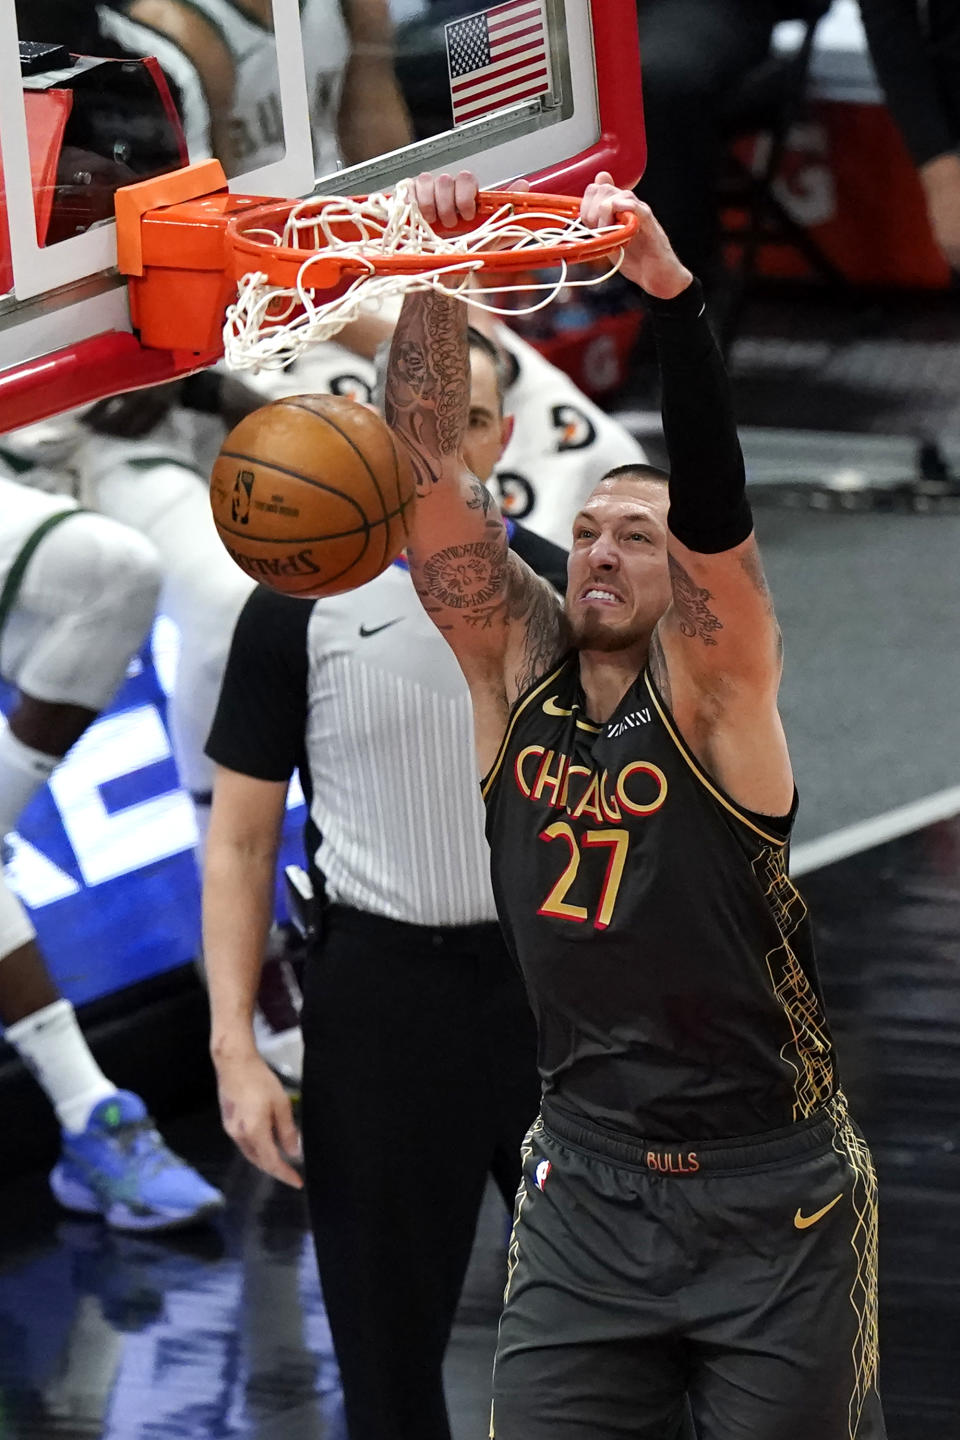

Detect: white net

[223,179,627,372]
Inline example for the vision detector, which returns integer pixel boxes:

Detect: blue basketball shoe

[50,1091,225,1233]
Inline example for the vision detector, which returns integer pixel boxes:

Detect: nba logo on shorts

[535,1160,552,1190]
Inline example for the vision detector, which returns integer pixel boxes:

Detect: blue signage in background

[0,621,307,1009]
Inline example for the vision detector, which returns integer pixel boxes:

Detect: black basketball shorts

[490,1095,885,1440]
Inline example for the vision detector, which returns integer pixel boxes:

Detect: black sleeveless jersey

[482,654,838,1141]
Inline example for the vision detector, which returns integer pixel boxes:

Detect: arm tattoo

[668,554,723,647]
[466,480,496,519]
[384,291,470,496]
[507,554,568,693]
[425,295,468,455]
[647,625,672,708]
[421,540,507,610]
[392,339,433,399]
[462,604,505,630]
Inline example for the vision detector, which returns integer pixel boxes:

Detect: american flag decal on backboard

[445,0,552,127]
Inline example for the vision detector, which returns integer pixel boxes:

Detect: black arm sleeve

[858,0,958,167]
[205,587,313,782]
[647,278,753,556]
[508,522,568,594]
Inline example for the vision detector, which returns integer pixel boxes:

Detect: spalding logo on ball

[210,394,416,597]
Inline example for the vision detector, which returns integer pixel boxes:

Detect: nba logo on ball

[535,1160,552,1191]
[231,469,254,525]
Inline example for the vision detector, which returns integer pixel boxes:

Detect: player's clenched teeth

[581,587,623,605]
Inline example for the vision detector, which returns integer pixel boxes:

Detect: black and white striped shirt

[207,526,566,927]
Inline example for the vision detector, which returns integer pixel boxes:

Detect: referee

[202,330,563,1440]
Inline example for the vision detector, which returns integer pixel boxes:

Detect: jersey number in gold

[538,823,629,930]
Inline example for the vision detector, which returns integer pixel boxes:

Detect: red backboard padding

[0,87,73,293]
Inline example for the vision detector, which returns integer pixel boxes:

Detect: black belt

[323,902,503,950]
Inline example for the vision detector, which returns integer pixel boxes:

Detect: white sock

[5,998,117,1133]
[0,723,59,836]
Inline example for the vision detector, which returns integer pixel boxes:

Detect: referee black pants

[300,904,540,1440]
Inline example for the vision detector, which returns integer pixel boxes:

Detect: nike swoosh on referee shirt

[793,1193,843,1230]
[359,619,403,638]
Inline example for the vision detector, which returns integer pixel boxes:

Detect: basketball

[209,395,416,597]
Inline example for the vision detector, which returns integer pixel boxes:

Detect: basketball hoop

[222,180,639,371]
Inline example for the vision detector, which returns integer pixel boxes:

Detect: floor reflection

[802,815,960,1440]
[0,817,958,1438]
[0,1136,346,1440]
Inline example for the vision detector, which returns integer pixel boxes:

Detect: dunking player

[385,172,884,1439]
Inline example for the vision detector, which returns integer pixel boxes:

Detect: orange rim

[225,189,638,290]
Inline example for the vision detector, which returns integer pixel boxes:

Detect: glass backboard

[0,0,645,430]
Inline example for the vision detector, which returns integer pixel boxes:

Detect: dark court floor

[0,813,958,1438]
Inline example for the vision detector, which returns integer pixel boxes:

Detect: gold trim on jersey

[754,845,835,1120]
[481,662,569,800]
[642,672,789,847]
[503,1115,543,1305]
[490,1114,545,1439]
[830,1094,880,1439]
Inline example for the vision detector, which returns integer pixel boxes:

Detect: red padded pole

[527,0,646,195]
[0,332,218,434]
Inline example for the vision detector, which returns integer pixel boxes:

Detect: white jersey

[0,403,103,494]
[0,408,201,504]
[494,328,648,549]
[0,465,81,577]
[188,0,349,178]
[0,462,161,716]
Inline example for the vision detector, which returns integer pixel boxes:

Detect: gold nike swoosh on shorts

[542,695,576,717]
[793,1193,843,1230]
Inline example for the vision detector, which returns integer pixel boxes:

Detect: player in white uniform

[1,393,256,863]
[35,0,416,855]
[0,459,224,1230]
[257,321,649,539]
[6,0,415,1087]
[172,0,349,178]
[110,0,412,179]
